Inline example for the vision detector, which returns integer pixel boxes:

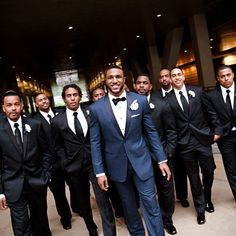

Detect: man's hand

[0,195,8,210]
[159,162,171,181]
[97,175,109,191]
[213,134,221,142]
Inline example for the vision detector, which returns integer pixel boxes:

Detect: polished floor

[1,145,236,236]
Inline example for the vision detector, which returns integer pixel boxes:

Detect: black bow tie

[112,97,126,106]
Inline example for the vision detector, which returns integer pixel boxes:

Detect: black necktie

[179,91,189,114]
[165,91,169,97]
[226,89,233,115]
[14,123,23,152]
[73,112,83,136]
[47,114,52,124]
[112,97,126,106]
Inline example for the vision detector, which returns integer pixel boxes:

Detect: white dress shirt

[66,106,88,137]
[39,108,54,124]
[161,86,172,97]
[8,116,23,140]
[173,85,189,111]
[108,91,127,136]
[220,82,235,108]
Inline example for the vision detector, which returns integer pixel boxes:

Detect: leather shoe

[205,202,214,213]
[165,224,177,235]
[180,199,190,208]
[89,228,98,236]
[60,219,72,230]
[197,213,206,224]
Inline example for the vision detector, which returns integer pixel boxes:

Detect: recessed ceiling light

[108,63,111,66]
[210,38,214,41]
[123,48,127,51]
[114,56,118,59]
[184,50,188,53]
[136,35,140,38]
[12,65,15,69]
[68,26,74,30]
[69,56,72,59]
[157,14,162,18]
[210,46,213,49]
[29,76,31,79]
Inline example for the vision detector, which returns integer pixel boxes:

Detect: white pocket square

[131,114,140,118]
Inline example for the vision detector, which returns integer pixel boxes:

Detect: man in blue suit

[90,66,171,236]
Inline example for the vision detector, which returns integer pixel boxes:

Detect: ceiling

[0,0,234,86]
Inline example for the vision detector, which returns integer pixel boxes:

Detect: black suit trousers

[217,131,236,200]
[49,169,72,221]
[153,160,175,226]
[9,182,51,236]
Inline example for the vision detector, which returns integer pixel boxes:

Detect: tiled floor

[1,146,236,235]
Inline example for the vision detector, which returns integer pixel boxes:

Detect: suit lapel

[104,96,124,137]
[22,117,28,158]
[3,119,23,156]
[216,86,230,116]
[124,93,133,137]
[170,91,187,117]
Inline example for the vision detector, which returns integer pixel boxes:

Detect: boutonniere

[25,124,32,133]
[188,90,195,98]
[86,110,90,116]
[130,100,139,111]
[149,102,155,110]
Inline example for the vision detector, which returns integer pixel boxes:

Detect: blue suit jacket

[90,91,167,182]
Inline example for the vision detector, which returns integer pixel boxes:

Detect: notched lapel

[3,121,23,155]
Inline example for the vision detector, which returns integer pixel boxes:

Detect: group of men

[0,64,235,236]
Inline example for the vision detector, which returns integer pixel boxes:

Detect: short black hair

[134,73,151,84]
[34,93,47,102]
[2,90,21,104]
[217,64,233,76]
[104,65,124,77]
[61,84,82,99]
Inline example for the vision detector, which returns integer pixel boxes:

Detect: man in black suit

[51,84,116,236]
[166,67,222,224]
[157,68,189,208]
[33,93,73,230]
[0,90,52,236]
[134,74,177,235]
[206,64,236,201]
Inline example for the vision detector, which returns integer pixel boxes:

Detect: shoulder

[51,112,65,124]
[90,96,106,110]
[128,91,146,102]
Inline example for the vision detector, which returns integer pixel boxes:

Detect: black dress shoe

[60,219,72,230]
[205,202,214,213]
[180,199,190,208]
[165,224,177,235]
[197,213,206,224]
[89,228,98,236]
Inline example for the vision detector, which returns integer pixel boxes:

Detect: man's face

[217,68,234,88]
[63,87,81,111]
[2,95,23,122]
[171,68,185,90]
[134,76,152,96]
[105,68,125,96]
[92,88,105,102]
[35,94,50,112]
[159,69,171,87]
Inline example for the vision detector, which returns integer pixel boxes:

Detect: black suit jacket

[51,105,91,174]
[206,84,236,137]
[33,108,63,170]
[0,116,52,203]
[166,85,222,147]
[149,93,177,156]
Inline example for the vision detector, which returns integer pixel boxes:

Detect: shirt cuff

[96,173,106,177]
[158,160,167,165]
[0,194,5,200]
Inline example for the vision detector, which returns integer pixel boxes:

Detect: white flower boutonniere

[86,110,90,115]
[130,100,139,111]
[188,90,195,98]
[25,124,32,133]
[149,102,155,110]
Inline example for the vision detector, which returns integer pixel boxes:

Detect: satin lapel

[124,93,132,137]
[104,96,124,137]
[170,91,187,117]
[63,112,76,137]
[186,86,193,115]
[234,84,236,114]
[82,107,90,124]
[21,119,28,158]
[3,120,22,155]
[216,86,229,115]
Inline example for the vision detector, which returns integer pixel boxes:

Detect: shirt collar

[39,108,54,117]
[108,90,127,101]
[66,106,82,116]
[220,82,235,95]
[8,116,22,129]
